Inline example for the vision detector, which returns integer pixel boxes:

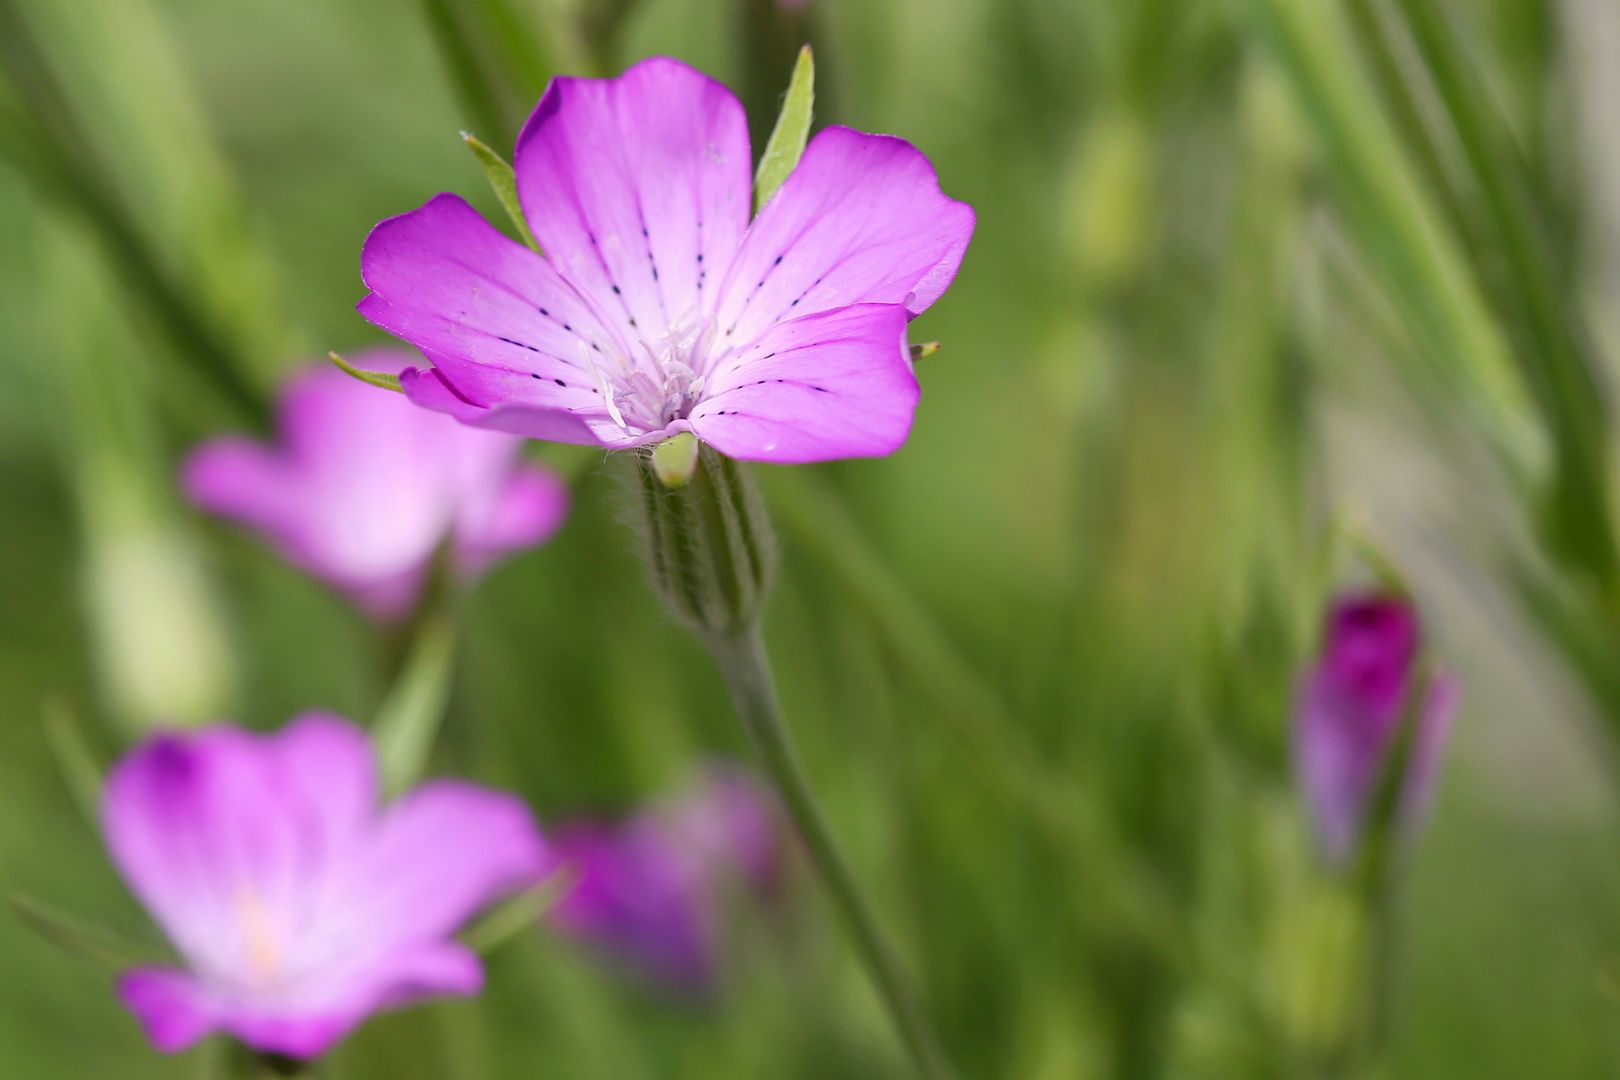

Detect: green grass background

[1,0,1618,1076]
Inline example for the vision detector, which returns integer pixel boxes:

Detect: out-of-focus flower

[359,56,975,464]
[1295,593,1460,865]
[548,765,783,992]
[183,351,568,620]
[103,714,547,1059]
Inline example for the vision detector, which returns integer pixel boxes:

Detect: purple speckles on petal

[358,57,973,462]
[102,715,548,1059]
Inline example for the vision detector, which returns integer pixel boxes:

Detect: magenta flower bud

[548,765,782,993]
[1295,594,1461,865]
[358,56,974,464]
[102,714,548,1059]
[182,350,568,620]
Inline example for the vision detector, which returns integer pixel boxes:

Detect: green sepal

[329,352,403,393]
[463,131,540,252]
[753,46,815,214]
[461,865,579,955]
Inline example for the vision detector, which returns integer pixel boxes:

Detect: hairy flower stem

[708,625,951,1080]
[633,449,951,1078]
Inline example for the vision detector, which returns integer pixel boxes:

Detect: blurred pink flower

[548,765,783,992]
[1295,593,1460,864]
[183,350,568,620]
[359,56,974,463]
[103,714,547,1059]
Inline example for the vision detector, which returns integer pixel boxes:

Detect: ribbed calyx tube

[632,445,776,639]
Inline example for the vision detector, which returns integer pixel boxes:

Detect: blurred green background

[3,0,1620,1076]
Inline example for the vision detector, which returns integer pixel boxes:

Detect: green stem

[706,624,952,1080]
[766,470,1188,962]
[0,0,268,430]
[416,0,518,139]
[1390,0,1619,594]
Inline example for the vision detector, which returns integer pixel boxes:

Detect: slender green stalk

[416,0,517,140]
[0,0,268,429]
[765,470,1188,958]
[633,450,952,1076]
[1389,0,1620,596]
[706,624,952,1080]
[1343,0,1474,253]
[1241,0,1531,469]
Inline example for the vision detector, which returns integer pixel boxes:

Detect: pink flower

[103,714,548,1059]
[548,766,782,992]
[183,350,568,620]
[358,56,974,464]
[1295,594,1460,864]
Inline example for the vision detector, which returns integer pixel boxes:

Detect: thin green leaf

[329,352,403,394]
[462,865,578,955]
[1240,0,1534,469]
[12,894,154,972]
[753,45,814,214]
[463,131,539,252]
[373,614,456,795]
[764,470,1190,965]
[1333,513,1412,601]
[41,699,104,828]
[0,3,270,431]
[1388,0,1619,592]
[417,0,518,142]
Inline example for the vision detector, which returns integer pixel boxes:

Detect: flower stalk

[633,447,951,1079]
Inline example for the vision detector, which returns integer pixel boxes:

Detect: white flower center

[582,310,719,435]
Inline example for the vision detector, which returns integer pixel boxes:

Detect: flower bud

[651,433,701,488]
[1295,593,1459,866]
[631,446,776,640]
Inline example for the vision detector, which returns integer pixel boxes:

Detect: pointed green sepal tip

[909,341,941,363]
[330,352,403,393]
[462,863,580,955]
[1332,512,1412,601]
[463,131,540,252]
[651,432,701,488]
[754,45,815,215]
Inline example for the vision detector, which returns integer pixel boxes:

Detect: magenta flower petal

[183,350,568,618]
[397,358,646,448]
[711,126,974,353]
[358,195,618,422]
[117,969,217,1054]
[454,464,571,575]
[551,820,715,990]
[689,303,919,462]
[1295,594,1461,863]
[102,715,547,1059]
[513,56,752,344]
[548,765,782,993]
[360,58,973,461]
[183,439,300,541]
[330,781,548,945]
